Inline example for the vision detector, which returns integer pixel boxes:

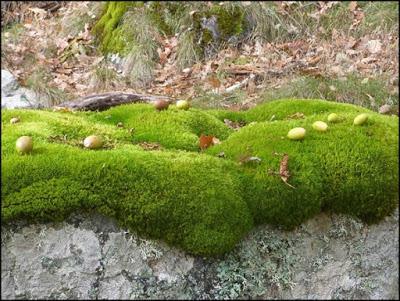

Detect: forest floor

[1,1,398,111]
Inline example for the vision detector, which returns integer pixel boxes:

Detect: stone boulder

[1,208,398,299]
[1,69,41,109]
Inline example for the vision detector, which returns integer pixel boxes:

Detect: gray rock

[1,207,398,300]
[1,69,42,109]
[379,104,399,115]
[1,69,19,95]
[2,224,101,299]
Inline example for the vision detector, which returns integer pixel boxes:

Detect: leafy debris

[199,134,218,150]
[268,153,295,189]
[224,119,247,130]
[286,112,305,120]
[279,154,295,189]
[239,156,262,165]
[138,142,162,151]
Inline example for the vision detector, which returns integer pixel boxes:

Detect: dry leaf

[308,56,321,65]
[348,1,357,12]
[199,134,215,150]
[29,7,47,16]
[208,75,221,88]
[239,156,262,165]
[279,154,295,189]
[217,152,226,158]
[212,137,221,145]
[367,40,382,54]
[286,112,305,119]
[139,142,162,151]
[53,107,71,113]
[361,77,369,84]
[300,67,323,77]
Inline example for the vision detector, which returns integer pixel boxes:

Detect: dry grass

[25,67,70,106]
[259,74,398,111]
[60,2,104,38]
[176,30,201,70]
[120,9,159,87]
[88,60,118,92]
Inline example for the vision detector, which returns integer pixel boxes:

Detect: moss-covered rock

[92,1,248,57]
[1,99,398,256]
[92,1,142,53]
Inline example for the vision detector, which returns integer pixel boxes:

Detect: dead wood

[56,92,172,111]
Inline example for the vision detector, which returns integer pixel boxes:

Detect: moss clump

[92,2,248,58]
[92,1,142,53]
[207,3,246,40]
[146,1,187,36]
[207,99,399,227]
[1,99,398,256]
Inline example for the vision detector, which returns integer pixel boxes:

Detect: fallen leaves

[223,119,246,130]
[199,134,220,150]
[268,153,296,189]
[199,134,214,150]
[366,40,382,54]
[1,1,397,109]
[238,155,262,165]
[348,1,357,12]
[138,142,162,151]
[279,154,295,189]
[286,112,305,120]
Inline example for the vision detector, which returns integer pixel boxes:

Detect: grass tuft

[89,60,118,92]
[176,30,202,70]
[120,9,160,86]
[25,67,70,107]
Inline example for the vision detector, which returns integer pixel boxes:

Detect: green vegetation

[92,1,142,53]
[92,1,249,61]
[1,99,398,256]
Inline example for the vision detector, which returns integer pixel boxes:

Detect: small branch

[225,74,256,93]
[55,92,172,111]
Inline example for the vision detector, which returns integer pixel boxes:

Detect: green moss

[207,99,399,227]
[207,3,246,40]
[1,99,398,256]
[188,3,247,54]
[92,1,142,53]
[146,1,186,36]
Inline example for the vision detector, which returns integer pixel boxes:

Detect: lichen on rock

[1,208,398,299]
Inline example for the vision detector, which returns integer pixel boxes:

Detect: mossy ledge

[1,99,398,257]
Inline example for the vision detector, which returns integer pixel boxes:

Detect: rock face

[1,69,41,109]
[379,104,399,115]
[1,209,398,300]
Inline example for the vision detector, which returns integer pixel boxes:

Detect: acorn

[287,127,306,140]
[10,117,20,124]
[176,100,190,110]
[154,99,169,111]
[312,121,328,132]
[16,136,33,154]
[83,135,103,149]
[327,113,339,123]
[353,113,368,125]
